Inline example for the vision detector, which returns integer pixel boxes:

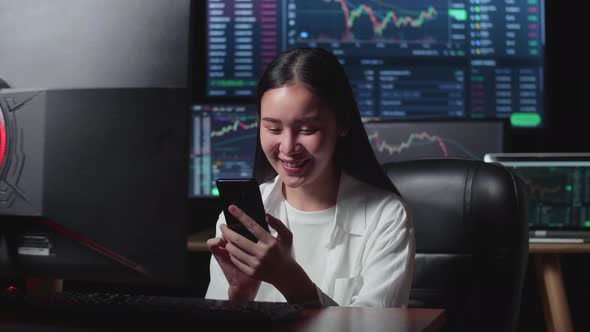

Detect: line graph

[368,131,449,157]
[510,167,575,203]
[210,115,258,165]
[292,0,450,46]
[520,176,564,200]
[363,121,504,163]
[210,119,258,137]
[340,1,438,38]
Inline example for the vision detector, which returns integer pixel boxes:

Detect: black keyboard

[15,291,303,322]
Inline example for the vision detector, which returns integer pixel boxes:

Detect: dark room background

[1,0,588,331]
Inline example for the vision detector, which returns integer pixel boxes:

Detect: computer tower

[0,88,189,285]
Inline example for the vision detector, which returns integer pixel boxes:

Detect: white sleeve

[204,212,230,300]
[350,200,415,307]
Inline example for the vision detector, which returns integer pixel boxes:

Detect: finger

[209,244,231,265]
[266,214,293,245]
[225,241,259,268]
[207,237,227,250]
[228,205,273,242]
[228,253,255,277]
[220,224,258,255]
[211,247,244,281]
[209,244,224,258]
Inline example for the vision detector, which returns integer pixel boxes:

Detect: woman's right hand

[207,237,261,301]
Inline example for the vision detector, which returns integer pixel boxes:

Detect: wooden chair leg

[534,254,573,332]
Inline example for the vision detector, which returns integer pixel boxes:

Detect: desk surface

[187,229,213,252]
[189,229,590,254]
[1,307,445,332]
[529,243,590,254]
[286,307,445,332]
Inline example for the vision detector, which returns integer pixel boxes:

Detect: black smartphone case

[216,178,269,242]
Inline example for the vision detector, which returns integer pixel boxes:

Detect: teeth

[283,160,306,168]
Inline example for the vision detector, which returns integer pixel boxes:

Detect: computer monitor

[364,120,505,164]
[190,103,258,197]
[0,88,189,285]
[198,0,546,128]
[484,153,590,240]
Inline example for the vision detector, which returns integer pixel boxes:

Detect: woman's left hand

[220,205,296,287]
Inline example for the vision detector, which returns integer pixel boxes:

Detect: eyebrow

[261,115,321,124]
[261,117,281,124]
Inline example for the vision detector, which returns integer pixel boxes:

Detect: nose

[279,130,300,155]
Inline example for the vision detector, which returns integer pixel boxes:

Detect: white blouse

[206,172,415,307]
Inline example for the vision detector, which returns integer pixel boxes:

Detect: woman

[206,47,414,307]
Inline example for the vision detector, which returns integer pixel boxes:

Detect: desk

[284,307,445,332]
[529,243,590,332]
[1,307,445,332]
[187,228,214,252]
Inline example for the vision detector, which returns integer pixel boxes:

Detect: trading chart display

[363,121,504,163]
[495,162,590,229]
[190,104,258,196]
[206,0,545,127]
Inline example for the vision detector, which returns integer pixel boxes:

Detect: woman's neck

[282,168,341,212]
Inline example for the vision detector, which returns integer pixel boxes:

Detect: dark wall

[0,0,190,88]
[532,0,589,153]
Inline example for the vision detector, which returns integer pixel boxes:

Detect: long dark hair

[253,47,398,195]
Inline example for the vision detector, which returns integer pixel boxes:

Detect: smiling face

[259,83,342,192]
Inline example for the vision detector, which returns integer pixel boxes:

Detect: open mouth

[280,158,310,172]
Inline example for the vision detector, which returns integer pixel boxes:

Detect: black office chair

[385,158,528,332]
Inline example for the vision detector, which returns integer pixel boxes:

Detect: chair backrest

[384,158,528,332]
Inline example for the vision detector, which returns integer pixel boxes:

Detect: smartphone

[216,178,269,242]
